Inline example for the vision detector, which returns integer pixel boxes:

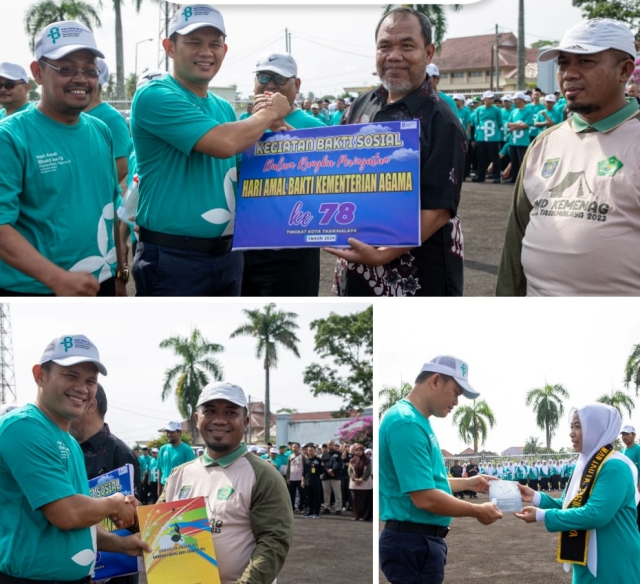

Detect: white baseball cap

[169,5,226,37]
[621,425,636,434]
[513,91,527,101]
[453,93,465,101]
[96,58,109,87]
[426,63,440,77]
[159,420,182,432]
[539,18,636,62]
[465,99,474,106]
[482,90,495,99]
[502,94,512,101]
[254,52,298,78]
[151,447,159,453]
[196,381,247,409]
[524,94,532,102]
[270,447,278,454]
[136,68,167,90]
[544,94,557,103]
[258,447,267,454]
[35,20,104,61]
[0,404,21,417]
[248,445,259,452]
[420,355,480,399]
[0,62,28,82]
[39,334,107,375]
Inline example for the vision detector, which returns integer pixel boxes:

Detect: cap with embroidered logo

[254,52,298,78]
[544,94,557,103]
[426,64,439,77]
[197,381,247,409]
[539,18,636,62]
[35,20,104,61]
[482,90,495,100]
[169,5,226,37]
[39,334,107,375]
[159,421,182,432]
[0,62,28,82]
[420,355,480,399]
[621,425,636,434]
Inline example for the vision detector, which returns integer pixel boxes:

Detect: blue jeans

[133,242,243,296]
[379,529,448,584]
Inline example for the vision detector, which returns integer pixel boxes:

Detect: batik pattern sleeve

[543,459,632,532]
[0,417,78,510]
[495,145,534,296]
[239,456,293,584]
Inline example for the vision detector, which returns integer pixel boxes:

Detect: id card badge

[311,467,316,474]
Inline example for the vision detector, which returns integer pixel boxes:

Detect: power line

[290,33,372,59]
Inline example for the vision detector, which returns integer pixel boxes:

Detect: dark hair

[95,383,108,419]
[292,442,300,447]
[375,7,432,47]
[415,370,454,385]
[40,361,53,373]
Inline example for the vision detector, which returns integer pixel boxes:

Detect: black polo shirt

[334,77,466,296]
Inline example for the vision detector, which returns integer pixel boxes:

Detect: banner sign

[233,120,421,249]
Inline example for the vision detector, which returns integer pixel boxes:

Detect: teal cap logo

[60,336,74,352]
[182,6,193,21]
[48,27,61,44]
[460,363,468,377]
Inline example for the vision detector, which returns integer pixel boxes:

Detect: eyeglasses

[39,59,100,79]
[256,72,291,86]
[0,81,25,90]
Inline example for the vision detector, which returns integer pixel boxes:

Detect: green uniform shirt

[508,107,534,146]
[86,102,132,159]
[379,399,452,526]
[457,106,471,137]
[130,75,238,238]
[501,106,513,141]
[0,102,32,119]
[0,107,119,293]
[0,405,95,580]
[158,441,195,485]
[534,107,562,130]
[285,108,327,129]
[621,444,640,484]
[439,92,458,116]
[148,457,159,482]
[528,102,545,139]
[473,105,503,142]
[331,109,345,126]
[238,111,252,120]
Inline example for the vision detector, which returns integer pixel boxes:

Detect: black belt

[384,520,450,538]
[139,227,233,256]
[0,573,91,584]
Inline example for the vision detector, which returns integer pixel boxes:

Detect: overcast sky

[376,299,640,456]
[2,0,585,98]
[5,300,370,445]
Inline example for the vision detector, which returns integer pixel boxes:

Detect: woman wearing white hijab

[515,403,640,583]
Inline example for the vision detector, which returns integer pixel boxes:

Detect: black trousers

[476,141,501,180]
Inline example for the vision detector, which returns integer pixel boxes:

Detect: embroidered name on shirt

[36,152,71,174]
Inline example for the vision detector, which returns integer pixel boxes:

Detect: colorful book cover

[88,464,143,580]
[138,496,220,584]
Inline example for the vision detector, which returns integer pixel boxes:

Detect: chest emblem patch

[177,485,192,500]
[597,156,623,177]
[217,486,234,500]
[541,158,560,179]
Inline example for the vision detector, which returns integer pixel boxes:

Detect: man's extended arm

[409,489,502,525]
[41,492,137,530]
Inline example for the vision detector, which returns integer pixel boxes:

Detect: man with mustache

[497,19,639,296]
[0,62,31,119]
[0,21,127,296]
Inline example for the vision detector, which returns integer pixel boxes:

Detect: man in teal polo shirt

[0,334,148,582]
[0,21,127,297]
[0,62,31,119]
[130,5,290,296]
[379,355,502,584]
[504,91,533,184]
[241,52,325,297]
[621,424,640,530]
[471,90,503,183]
[156,420,196,495]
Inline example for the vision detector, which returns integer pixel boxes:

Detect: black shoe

[471,177,485,183]
[501,179,515,184]
[335,510,341,515]
[322,509,330,515]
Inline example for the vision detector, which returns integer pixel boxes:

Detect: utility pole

[495,24,500,92]
[0,304,16,406]
[517,0,525,90]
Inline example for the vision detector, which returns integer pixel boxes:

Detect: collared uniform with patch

[0,405,96,580]
[0,107,119,293]
[497,100,640,296]
[162,444,292,584]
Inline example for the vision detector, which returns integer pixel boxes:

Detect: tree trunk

[114,0,125,101]
[264,358,271,443]
[517,0,525,90]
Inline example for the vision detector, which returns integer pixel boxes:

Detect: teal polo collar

[201,442,248,468]
[571,98,639,134]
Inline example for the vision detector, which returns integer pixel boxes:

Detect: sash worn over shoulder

[557,444,613,565]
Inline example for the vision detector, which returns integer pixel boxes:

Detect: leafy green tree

[597,389,635,419]
[530,39,556,49]
[572,0,640,38]
[303,306,373,415]
[28,78,40,101]
[523,436,542,455]
[624,344,640,396]
[525,383,570,453]
[125,72,137,100]
[379,381,412,418]
[451,399,496,453]
[276,407,298,414]
[24,0,102,52]
[383,4,464,49]
[145,432,193,451]
[102,73,117,101]
[159,328,225,440]
[230,304,300,443]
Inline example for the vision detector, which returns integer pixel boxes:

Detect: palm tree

[379,381,412,418]
[383,4,463,49]
[624,344,640,396]
[452,399,496,453]
[597,390,635,419]
[24,0,102,52]
[525,383,570,453]
[523,436,541,455]
[159,328,224,439]
[230,304,300,443]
